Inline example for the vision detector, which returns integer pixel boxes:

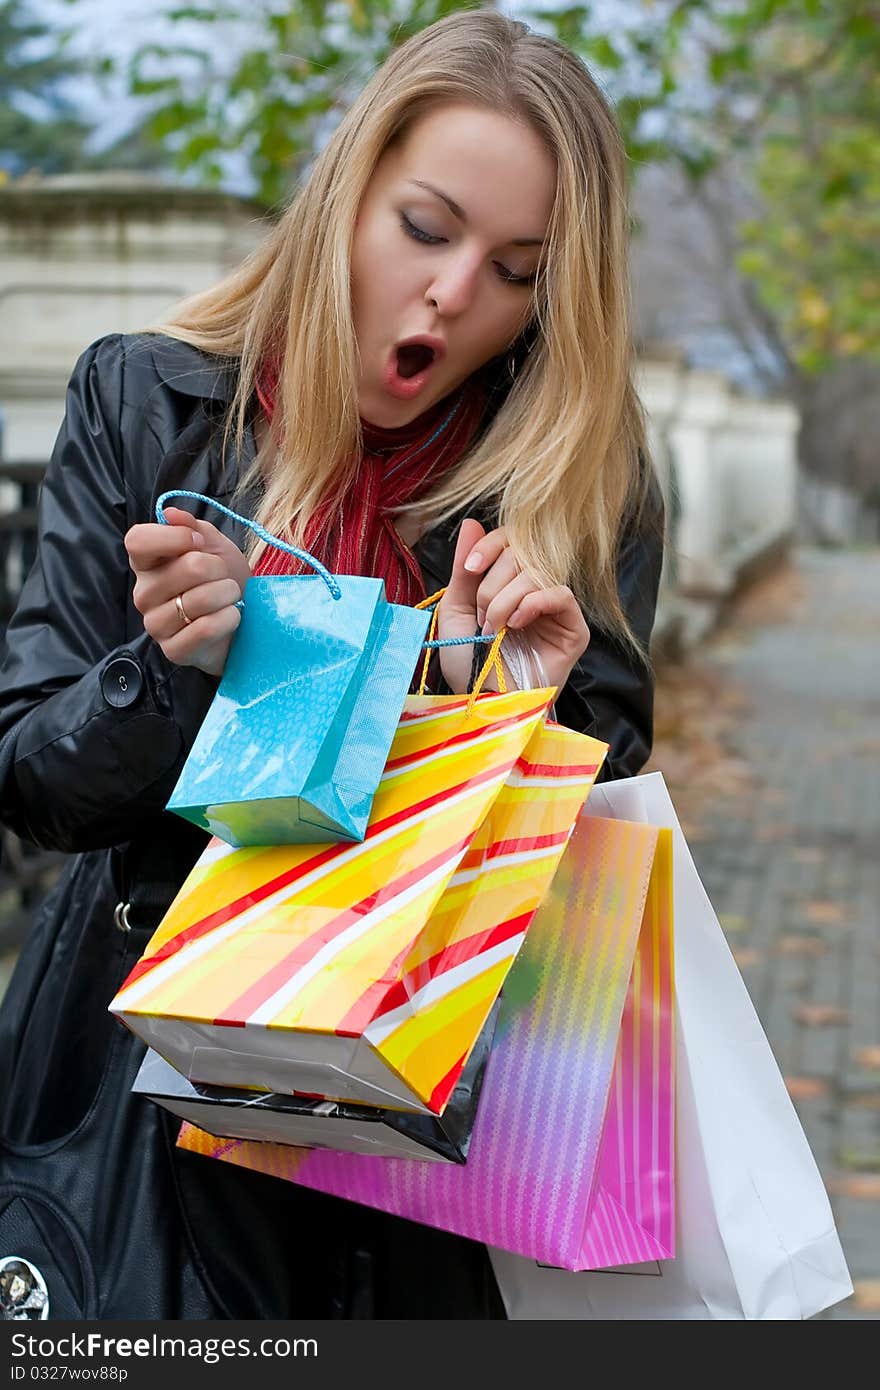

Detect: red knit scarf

[253,365,487,605]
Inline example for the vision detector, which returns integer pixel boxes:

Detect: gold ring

[175,593,192,627]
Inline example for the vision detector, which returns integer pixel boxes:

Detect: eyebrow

[406,179,545,247]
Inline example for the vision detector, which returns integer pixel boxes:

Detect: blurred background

[0,0,877,1317]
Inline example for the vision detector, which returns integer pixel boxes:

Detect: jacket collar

[138,333,239,401]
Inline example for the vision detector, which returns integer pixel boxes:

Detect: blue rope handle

[155,490,342,601]
[155,491,493,648]
[423,633,495,649]
[416,593,495,650]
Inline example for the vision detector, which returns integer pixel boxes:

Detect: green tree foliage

[0,0,91,176]
[115,0,489,209]
[527,0,880,374]
[732,17,880,373]
[89,0,878,376]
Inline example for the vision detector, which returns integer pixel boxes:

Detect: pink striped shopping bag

[177,814,675,1271]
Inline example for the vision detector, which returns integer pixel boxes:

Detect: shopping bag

[175,811,675,1270]
[158,491,431,846]
[489,771,853,1320]
[132,1002,499,1164]
[111,687,606,1113]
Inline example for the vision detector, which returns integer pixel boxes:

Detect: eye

[399,212,537,288]
[494,264,538,288]
[399,212,445,246]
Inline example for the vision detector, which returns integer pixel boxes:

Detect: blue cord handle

[155,490,342,601]
[155,490,495,649]
[423,634,495,649]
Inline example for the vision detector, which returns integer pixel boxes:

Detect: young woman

[0,10,663,1319]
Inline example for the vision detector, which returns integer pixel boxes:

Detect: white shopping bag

[490,771,853,1320]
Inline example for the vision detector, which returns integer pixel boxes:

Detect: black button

[101,656,144,709]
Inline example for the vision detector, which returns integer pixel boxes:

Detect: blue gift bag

[159,492,431,846]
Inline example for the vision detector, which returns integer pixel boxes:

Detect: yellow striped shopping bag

[110,687,607,1116]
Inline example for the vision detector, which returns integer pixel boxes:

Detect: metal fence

[0,460,63,952]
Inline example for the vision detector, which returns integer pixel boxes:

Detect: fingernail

[464,552,483,572]
[476,607,486,627]
[481,621,494,638]
[191,531,205,548]
[508,610,522,627]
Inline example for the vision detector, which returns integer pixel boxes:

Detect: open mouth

[395,343,436,379]
[383,337,445,400]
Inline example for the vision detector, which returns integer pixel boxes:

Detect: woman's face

[350,102,556,426]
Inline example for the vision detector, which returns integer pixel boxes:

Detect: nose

[425,250,481,318]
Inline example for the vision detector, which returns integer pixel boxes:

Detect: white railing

[637,351,799,650]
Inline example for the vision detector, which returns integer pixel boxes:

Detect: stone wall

[0,173,266,462]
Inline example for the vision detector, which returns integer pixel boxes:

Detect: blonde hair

[150,8,659,655]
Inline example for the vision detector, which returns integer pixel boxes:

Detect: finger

[440,518,486,619]
[170,510,237,554]
[159,603,242,666]
[173,510,253,588]
[508,586,590,640]
[125,520,204,572]
[163,506,207,534]
[142,578,244,643]
[475,548,521,626]
[132,551,231,615]
[160,507,247,579]
[462,526,508,576]
[483,572,539,635]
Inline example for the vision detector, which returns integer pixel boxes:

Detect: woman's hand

[436,519,590,695]
[125,508,252,678]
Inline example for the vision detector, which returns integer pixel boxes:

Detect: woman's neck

[360,387,464,452]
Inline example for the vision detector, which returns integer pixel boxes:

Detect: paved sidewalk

[650,547,880,1319]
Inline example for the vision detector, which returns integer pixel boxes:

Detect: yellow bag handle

[415,588,507,714]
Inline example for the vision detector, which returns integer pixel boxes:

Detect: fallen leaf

[784,1076,829,1100]
[790,847,825,864]
[711,642,746,661]
[731,948,762,968]
[719,914,749,934]
[776,935,827,959]
[830,710,857,730]
[829,1174,880,1200]
[836,1149,880,1173]
[678,821,706,843]
[756,823,795,842]
[761,789,789,806]
[724,562,806,625]
[785,975,811,994]
[853,1281,880,1313]
[854,1047,880,1070]
[801,901,848,925]
[841,1089,880,1111]
[792,1005,850,1027]
[852,739,880,758]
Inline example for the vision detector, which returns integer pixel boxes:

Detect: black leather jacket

[0,332,664,1319]
[0,332,663,861]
